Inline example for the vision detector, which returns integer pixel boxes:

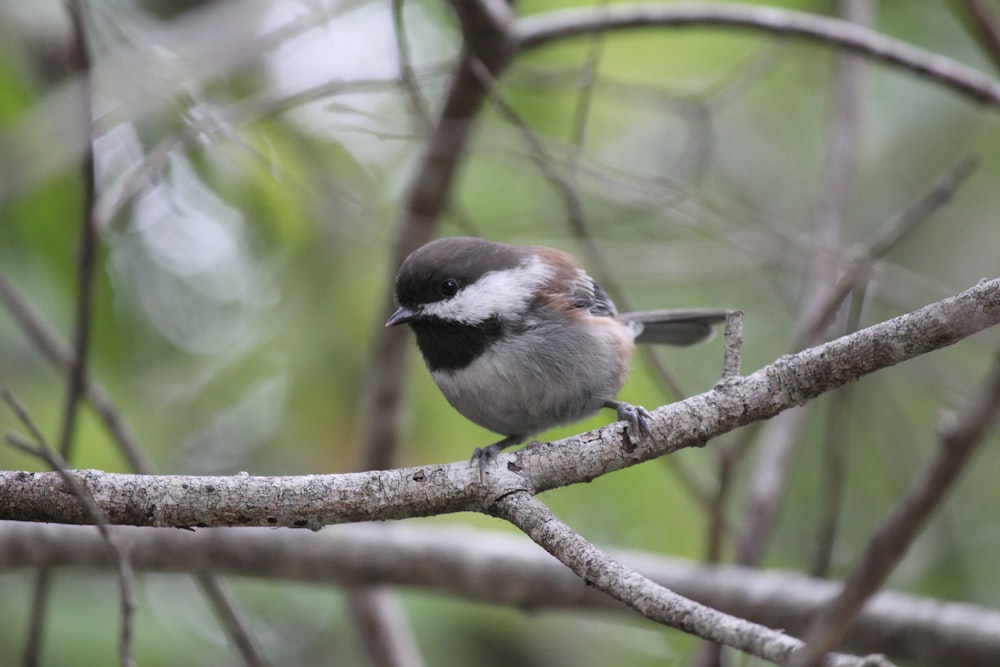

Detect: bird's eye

[439,278,460,297]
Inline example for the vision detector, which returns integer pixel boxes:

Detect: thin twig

[721,310,744,379]
[811,287,867,578]
[0,275,268,667]
[735,0,872,571]
[26,2,102,661]
[468,52,700,406]
[791,350,1000,666]
[954,0,1000,74]
[793,154,980,349]
[0,270,153,472]
[3,389,136,667]
[59,0,99,462]
[392,0,431,129]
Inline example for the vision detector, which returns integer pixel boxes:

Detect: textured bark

[1,278,997,530]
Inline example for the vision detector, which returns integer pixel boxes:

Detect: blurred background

[1,0,999,665]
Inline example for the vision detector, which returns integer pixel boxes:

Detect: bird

[386,236,727,476]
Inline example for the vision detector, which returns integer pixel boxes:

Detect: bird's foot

[470,434,525,481]
[605,400,654,440]
[470,444,500,481]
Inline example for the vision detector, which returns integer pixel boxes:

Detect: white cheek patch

[422,256,552,324]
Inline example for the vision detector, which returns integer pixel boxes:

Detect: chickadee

[387,236,726,475]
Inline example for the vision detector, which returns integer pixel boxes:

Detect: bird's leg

[471,434,525,480]
[604,400,654,439]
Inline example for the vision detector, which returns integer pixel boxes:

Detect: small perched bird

[387,236,727,475]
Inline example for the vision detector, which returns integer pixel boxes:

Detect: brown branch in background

[0,271,153,473]
[791,350,1000,667]
[811,287,866,578]
[733,0,873,571]
[954,0,1000,74]
[348,588,425,667]
[793,154,979,349]
[3,522,999,666]
[59,0,98,463]
[3,390,136,667]
[25,2,100,662]
[359,0,515,472]
[352,3,517,664]
[491,491,891,667]
[514,3,1000,108]
[0,270,268,667]
[0,4,270,661]
[467,56,720,511]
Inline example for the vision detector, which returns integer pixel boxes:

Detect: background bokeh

[1,1,999,665]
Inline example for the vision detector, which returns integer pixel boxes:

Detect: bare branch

[954,0,1000,74]
[790,350,1000,666]
[3,389,135,667]
[491,491,890,666]
[515,3,1000,108]
[721,310,745,379]
[0,274,268,666]
[1,522,997,666]
[793,155,980,349]
[59,0,99,463]
[812,288,867,578]
[348,589,425,667]
[1,277,997,529]
[360,0,516,471]
[737,152,979,565]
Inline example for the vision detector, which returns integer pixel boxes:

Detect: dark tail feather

[621,308,729,346]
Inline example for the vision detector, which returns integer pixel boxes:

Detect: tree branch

[1,522,996,666]
[1,277,997,529]
[790,350,1000,666]
[491,491,889,666]
[515,3,1000,108]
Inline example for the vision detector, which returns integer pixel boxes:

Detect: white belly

[430,320,632,437]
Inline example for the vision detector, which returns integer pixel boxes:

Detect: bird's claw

[616,402,654,439]
[471,444,500,482]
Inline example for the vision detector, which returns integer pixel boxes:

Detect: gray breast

[430,317,629,437]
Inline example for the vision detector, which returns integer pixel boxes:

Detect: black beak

[386,306,418,327]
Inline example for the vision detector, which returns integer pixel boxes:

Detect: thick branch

[1,278,998,529]
[4,280,1000,522]
[5,522,994,665]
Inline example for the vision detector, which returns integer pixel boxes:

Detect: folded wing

[620,308,729,346]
